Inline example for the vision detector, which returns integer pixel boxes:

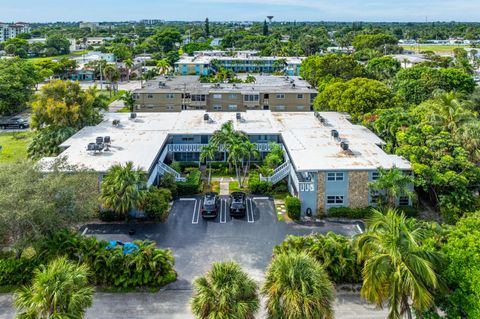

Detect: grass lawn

[229,180,245,193]
[400,44,469,54]
[0,131,33,163]
[28,50,91,63]
[203,180,220,193]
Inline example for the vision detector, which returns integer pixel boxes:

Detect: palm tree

[14,257,93,319]
[262,252,335,319]
[428,91,474,134]
[122,90,136,112]
[156,59,170,75]
[228,142,248,188]
[191,261,259,319]
[99,161,147,220]
[200,143,217,186]
[103,64,120,97]
[369,167,415,207]
[124,58,133,82]
[355,209,442,319]
[241,140,259,184]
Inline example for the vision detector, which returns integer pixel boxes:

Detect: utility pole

[140,49,146,87]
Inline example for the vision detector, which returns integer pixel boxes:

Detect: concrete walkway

[0,291,387,319]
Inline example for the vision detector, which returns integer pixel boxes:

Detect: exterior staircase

[157,162,186,182]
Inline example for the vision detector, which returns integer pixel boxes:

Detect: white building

[0,22,30,43]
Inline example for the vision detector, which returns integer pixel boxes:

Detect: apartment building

[133,75,317,112]
[175,51,304,76]
[39,111,412,215]
[0,22,30,43]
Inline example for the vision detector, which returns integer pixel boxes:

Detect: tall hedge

[176,168,202,195]
[0,231,177,289]
[285,196,301,220]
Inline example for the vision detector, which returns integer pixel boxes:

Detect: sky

[1,0,480,23]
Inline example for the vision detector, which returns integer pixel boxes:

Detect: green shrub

[0,256,39,286]
[247,172,272,194]
[285,196,301,220]
[398,205,418,218]
[178,161,198,173]
[328,207,372,219]
[170,161,181,173]
[141,187,172,222]
[159,173,178,197]
[98,209,125,222]
[274,232,361,284]
[176,168,202,195]
[38,231,177,288]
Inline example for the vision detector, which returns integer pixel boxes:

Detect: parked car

[0,117,29,130]
[229,192,247,218]
[201,192,219,219]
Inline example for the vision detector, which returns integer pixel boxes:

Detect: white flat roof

[39,111,410,173]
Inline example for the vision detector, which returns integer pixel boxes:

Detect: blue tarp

[105,240,139,255]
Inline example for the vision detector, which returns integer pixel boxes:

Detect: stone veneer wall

[348,171,369,208]
[317,172,325,214]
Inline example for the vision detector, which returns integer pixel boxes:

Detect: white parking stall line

[179,198,196,201]
[247,198,255,223]
[220,199,227,224]
[252,197,269,200]
[192,199,200,224]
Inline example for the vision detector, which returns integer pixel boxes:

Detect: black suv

[0,117,29,130]
[201,192,219,219]
[229,192,247,218]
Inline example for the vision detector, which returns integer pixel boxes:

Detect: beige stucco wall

[348,171,369,208]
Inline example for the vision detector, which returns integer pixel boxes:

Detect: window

[372,171,380,180]
[132,93,139,100]
[147,94,154,99]
[166,105,174,110]
[296,105,305,110]
[276,93,285,99]
[275,105,286,111]
[182,137,195,142]
[229,94,237,99]
[213,105,222,110]
[327,196,344,204]
[244,94,259,102]
[213,94,222,99]
[370,190,381,204]
[327,172,344,181]
[166,93,175,99]
[297,94,304,99]
[146,105,154,109]
[399,196,410,206]
[191,94,206,102]
[228,104,237,110]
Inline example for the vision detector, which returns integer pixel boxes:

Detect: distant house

[391,54,428,68]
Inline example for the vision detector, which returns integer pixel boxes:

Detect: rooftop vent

[158,81,166,87]
[204,113,210,121]
[331,129,339,139]
[130,112,137,120]
[340,141,349,151]
[112,119,120,127]
[236,112,241,120]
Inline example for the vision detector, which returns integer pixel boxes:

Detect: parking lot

[83,196,362,287]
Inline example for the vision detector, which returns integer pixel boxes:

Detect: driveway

[0,197,387,318]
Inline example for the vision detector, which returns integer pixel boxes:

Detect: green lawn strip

[28,50,92,63]
[0,131,33,163]
[229,180,245,193]
[400,44,469,53]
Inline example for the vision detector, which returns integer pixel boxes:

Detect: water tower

[267,16,274,23]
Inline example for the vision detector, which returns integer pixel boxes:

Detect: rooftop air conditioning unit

[130,113,137,120]
[340,141,349,151]
[204,113,210,121]
[331,129,339,139]
[236,112,241,120]
[112,119,120,126]
[96,136,103,144]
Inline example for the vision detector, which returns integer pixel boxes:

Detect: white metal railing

[157,162,186,182]
[269,162,291,184]
[165,143,272,153]
[290,166,300,191]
